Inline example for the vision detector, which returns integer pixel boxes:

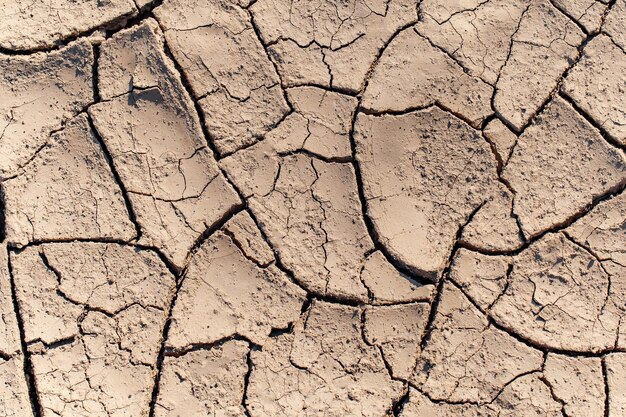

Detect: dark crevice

[276,149,352,164]
[419,279,445,350]
[6,248,42,417]
[0,184,5,243]
[28,336,76,353]
[392,387,411,416]
[242,344,256,417]
[548,0,590,35]
[177,204,246,276]
[92,44,101,103]
[602,356,610,417]
[163,334,256,358]
[420,202,486,350]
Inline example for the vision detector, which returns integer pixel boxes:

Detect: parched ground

[0,0,625,416]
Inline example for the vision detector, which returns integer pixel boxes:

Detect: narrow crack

[602,356,610,417]
[147,262,181,417]
[559,91,626,152]
[0,184,6,243]
[242,343,255,417]
[6,248,42,417]
[86,115,142,242]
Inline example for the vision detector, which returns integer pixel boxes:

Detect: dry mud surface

[0,0,625,416]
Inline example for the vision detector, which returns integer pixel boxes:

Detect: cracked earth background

[0,0,625,415]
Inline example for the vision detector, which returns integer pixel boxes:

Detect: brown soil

[0,1,625,416]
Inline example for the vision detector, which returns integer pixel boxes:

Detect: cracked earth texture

[0,0,624,416]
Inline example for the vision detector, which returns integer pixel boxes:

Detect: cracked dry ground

[0,1,625,417]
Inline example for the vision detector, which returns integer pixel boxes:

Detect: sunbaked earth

[0,0,625,416]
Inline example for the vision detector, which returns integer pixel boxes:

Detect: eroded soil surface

[0,0,625,416]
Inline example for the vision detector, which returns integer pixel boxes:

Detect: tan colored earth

[0,1,625,416]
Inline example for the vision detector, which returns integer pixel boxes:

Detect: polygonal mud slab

[0,40,94,178]
[9,243,175,417]
[413,283,543,403]
[153,0,288,156]
[503,96,626,239]
[451,232,626,352]
[363,303,429,380]
[354,107,500,279]
[155,340,249,417]
[0,0,137,51]
[400,374,563,417]
[563,34,626,146]
[0,245,32,417]
[606,353,626,417]
[361,27,493,127]
[566,191,626,265]
[166,212,306,350]
[544,353,605,416]
[417,0,531,85]
[246,301,404,416]
[492,0,585,131]
[3,114,135,245]
[0,355,34,417]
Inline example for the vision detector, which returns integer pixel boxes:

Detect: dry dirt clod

[221,138,387,301]
[361,27,493,127]
[286,87,358,160]
[493,0,585,131]
[604,0,626,50]
[543,353,605,416]
[417,0,532,86]
[0,244,32,417]
[153,0,289,156]
[562,34,626,147]
[250,0,419,93]
[0,354,33,417]
[166,217,306,350]
[606,353,626,417]
[0,40,94,178]
[89,21,241,269]
[566,191,626,265]
[246,300,404,416]
[502,96,626,239]
[9,242,175,417]
[3,114,135,246]
[354,107,501,279]
[0,0,137,51]
[360,251,434,305]
[155,340,249,417]
[454,232,626,352]
[413,282,543,403]
[363,303,430,380]
[552,0,609,33]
